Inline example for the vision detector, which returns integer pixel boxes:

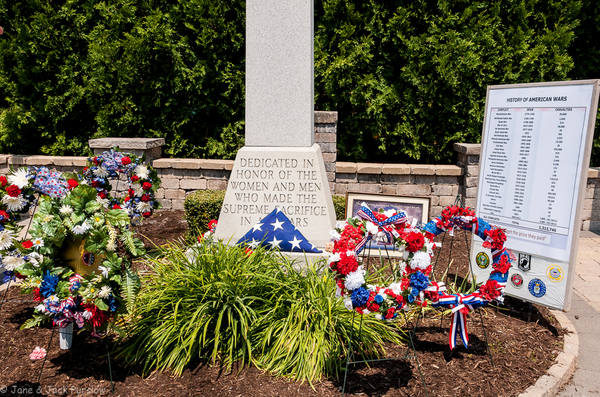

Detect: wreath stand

[430,197,495,367]
[340,241,429,397]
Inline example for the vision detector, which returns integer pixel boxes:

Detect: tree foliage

[0,0,597,164]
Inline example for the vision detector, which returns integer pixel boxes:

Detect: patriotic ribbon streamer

[355,204,408,254]
[32,167,68,198]
[449,303,470,350]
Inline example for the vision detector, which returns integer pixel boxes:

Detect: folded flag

[237,209,322,253]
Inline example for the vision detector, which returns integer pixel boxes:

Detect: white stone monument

[215,0,336,252]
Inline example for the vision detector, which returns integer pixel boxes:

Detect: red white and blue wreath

[0,148,161,338]
[328,204,511,350]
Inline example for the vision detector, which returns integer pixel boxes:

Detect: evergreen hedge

[1,0,598,165]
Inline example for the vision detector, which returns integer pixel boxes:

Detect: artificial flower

[409,251,431,271]
[28,252,43,267]
[0,229,14,250]
[67,179,79,189]
[29,347,47,361]
[350,287,370,307]
[0,210,10,222]
[142,182,152,190]
[98,266,109,278]
[136,201,152,213]
[93,166,109,178]
[134,165,149,179]
[2,194,26,212]
[59,205,73,215]
[405,231,425,252]
[2,255,24,271]
[72,220,91,235]
[0,176,6,186]
[8,168,30,189]
[344,266,366,290]
[22,240,33,249]
[98,285,112,299]
[40,271,59,298]
[32,237,44,248]
[121,156,131,165]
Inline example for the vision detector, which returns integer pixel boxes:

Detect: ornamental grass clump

[116,241,276,375]
[118,241,405,383]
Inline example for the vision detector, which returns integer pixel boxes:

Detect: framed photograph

[345,192,431,255]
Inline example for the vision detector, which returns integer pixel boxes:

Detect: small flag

[237,209,322,253]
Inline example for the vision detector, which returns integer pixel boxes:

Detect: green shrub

[117,241,404,382]
[184,190,225,237]
[332,194,346,220]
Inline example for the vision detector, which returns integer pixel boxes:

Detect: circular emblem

[546,265,564,282]
[476,252,490,269]
[81,251,96,267]
[528,278,547,298]
[510,273,524,288]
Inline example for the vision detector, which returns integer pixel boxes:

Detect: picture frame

[344,192,431,255]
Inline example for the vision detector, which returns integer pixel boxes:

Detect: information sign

[472,80,599,311]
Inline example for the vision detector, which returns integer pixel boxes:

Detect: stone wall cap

[356,163,383,174]
[435,164,463,176]
[453,143,481,155]
[589,167,600,178]
[381,164,410,175]
[89,137,165,150]
[314,111,338,124]
[336,162,357,173]
[410,164,436,175]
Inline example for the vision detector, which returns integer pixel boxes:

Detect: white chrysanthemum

[384,209,397,218]
[96,196,110,209]
[98,266,109,278]
[35,304,46,313]
[344,266,366,290]
[82,310,93,320]
[2,194,26,212]
[134,165,149,179]
[98,285,112,299]
[0,229,14,250]
[375,313,382,320]
[365,221,379,235]
[43,214,54,222]
[59,205,73,215]
[136,201,152,213]
[133,183,144,197]
[28,252,43,267]
[363,309,371,315]
[3,255,24,271]
[32,237,44,248]
[93,166,109,178]
[343,296,353,310]
[388,282,403,296]
[409,251,431,270]
[72,220,91,235]
[8,168,30,189]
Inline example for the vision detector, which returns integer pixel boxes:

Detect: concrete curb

[518,310,578,397]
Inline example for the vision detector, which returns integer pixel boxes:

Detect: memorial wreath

[328,204,511,349]
[0,149,161,336]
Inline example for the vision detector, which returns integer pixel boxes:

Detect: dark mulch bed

[0,210,566,396]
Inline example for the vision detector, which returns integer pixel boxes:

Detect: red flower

[141,194,151,202]
[493,254,511,274]
[91,180,102,188]
[0,210,10,222]
[92,157,100,165]
[6,184,21,197]
[385,308,396,319]
[208,219,218,231]
[130,175,139,182]
[33,288,42,303]
[124,196,131,202]
[112,204,122,210]
[0,176,7,187]
[483,227,507,251]
[366,302,380,312]
[405,231,425,252]
[479,279,501,301]
[82,304,111,328]
[67,179,78,189]
[142,182,152,190]
[98,191,108,199]
[334,251,359,276]
[142,211,152,218]
[22,240,33,249]
[121,156,131,165]
[128,188,135,197]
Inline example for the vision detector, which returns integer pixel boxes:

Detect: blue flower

[409,271,430,292]
[374,294,384,304]
[407,294,415,303]
[411,288,419,297]
[3,270,15,284]
[351,287,370,308]
[107,296,118,312]
[40,270,59,298]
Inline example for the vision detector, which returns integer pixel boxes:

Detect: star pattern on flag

[236,209,322,253]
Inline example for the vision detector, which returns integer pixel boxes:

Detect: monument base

[215,144,336,250]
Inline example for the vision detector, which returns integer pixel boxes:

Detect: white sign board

[473,80,599,311]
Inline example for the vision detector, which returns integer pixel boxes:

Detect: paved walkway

[556,231,600,396]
